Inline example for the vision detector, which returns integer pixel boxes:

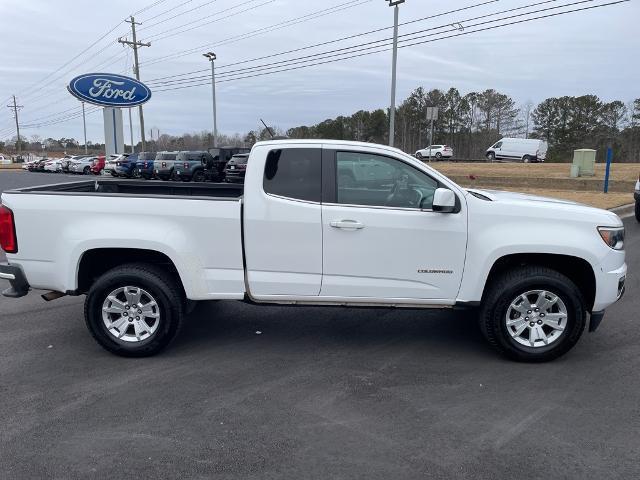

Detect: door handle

[330,220,365,230]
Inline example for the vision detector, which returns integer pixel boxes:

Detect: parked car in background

[224,153,250,183]
[132,152,156,179]
[69,156,96,174]
[32,159,49,172]
[486,138,548,162]
[115,153,139,178]
[415,145,453,160]
[0,155,10,165]
[103,154,123,177]
[204,146,251,181]
[154,151,179,181]
[635,174,639,222]
[174,151,212,182]
[22,159,38,171]
[61,155,83,173]
[44,159,63,173]
[90,155,105,175]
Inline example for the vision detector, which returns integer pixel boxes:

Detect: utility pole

[119,16,150,152]
[203,52,218,148]
[82,102,88,153]
[386,0,405,148]
[7,95,23,157]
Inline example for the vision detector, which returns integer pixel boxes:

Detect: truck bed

[7,179,244,199]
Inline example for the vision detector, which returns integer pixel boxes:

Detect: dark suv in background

[203,146,250,181]
[224,153,250,183]
[133,152,157,179]
[114,153,139,178]
[174,151,213,182]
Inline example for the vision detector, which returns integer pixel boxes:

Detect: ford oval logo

[67,73,152,107]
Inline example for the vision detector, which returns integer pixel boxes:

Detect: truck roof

[253,139,409,157]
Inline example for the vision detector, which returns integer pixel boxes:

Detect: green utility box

[572,149,596,177]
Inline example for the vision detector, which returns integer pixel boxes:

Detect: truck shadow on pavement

[171,300,494,360]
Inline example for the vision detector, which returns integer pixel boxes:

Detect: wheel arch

[481,253,596,312]
[76,248,186,298]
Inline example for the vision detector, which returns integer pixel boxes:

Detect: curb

[609,203,635,218]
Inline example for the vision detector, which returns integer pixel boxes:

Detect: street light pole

[386,0,405,147]
[203,52,218,148]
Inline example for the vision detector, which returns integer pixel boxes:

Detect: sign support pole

[82,102,88,153]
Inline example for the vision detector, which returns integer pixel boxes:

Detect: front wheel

[84,263,184,357]
[480,266,586,362]
[486,152,496,161]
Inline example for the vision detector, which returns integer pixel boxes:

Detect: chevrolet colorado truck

[0,140,627,361]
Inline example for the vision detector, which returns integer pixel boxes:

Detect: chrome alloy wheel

[101,286,161,343]
[505,290,568,348]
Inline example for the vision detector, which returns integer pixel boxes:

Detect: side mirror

[432,188,456,213]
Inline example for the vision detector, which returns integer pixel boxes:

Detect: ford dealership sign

[67,73,151,107]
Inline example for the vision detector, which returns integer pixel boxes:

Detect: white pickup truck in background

[0,140,627,361]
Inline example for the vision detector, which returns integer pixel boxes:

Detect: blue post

[604,147,612,193]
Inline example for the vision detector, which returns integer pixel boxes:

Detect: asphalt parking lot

[1,171,639,479]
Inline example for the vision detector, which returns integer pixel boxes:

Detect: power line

[151,0,628,92]
[146,0,500,83]
[138,0,221,30]
[148,0,597,88]
[140,0,371,66]
[145,0,276,42]
[131,0,172,17]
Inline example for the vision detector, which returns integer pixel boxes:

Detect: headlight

[598,226,625,250]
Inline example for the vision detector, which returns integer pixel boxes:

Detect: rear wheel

[480,266,586,362]
[192,169,206,182]
[416,152,423,160]
[84,263,184,357]
[435,152,442,159]
[523,155,532,163]
[132,168,143,179]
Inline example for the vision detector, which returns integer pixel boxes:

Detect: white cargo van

[486,138,548,162]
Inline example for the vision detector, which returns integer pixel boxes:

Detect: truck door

[243,145,323,297]
[320,147,467,302]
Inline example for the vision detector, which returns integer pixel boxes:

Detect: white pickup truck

[0,140,627,361]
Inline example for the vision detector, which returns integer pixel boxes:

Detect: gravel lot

[1,171,639,479]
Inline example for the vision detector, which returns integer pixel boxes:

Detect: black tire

[132,168,143,179]
[84,263,184,357]
[83,166,90,175]
[416,152,423,160]
[635,201,640,223]
[111,171,118,177]
[170,169,180,182]
[522,155,531,163]
[192,169,206,183]
[480,266,586,362]
[435,152,442,159]
[486,152,496,161]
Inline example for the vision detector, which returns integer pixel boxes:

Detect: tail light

[184,162,189,169]
[238,164,247,170]
[0,205,17,253]
[144,162,148,168]
[162,162,166,167]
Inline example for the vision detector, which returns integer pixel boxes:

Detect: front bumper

[0,263,30,298]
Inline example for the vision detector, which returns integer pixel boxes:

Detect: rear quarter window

[263,148,321,203]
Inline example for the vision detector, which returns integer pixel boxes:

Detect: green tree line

[286,87,640,163]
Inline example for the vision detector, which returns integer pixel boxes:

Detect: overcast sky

[0,0,638,144]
